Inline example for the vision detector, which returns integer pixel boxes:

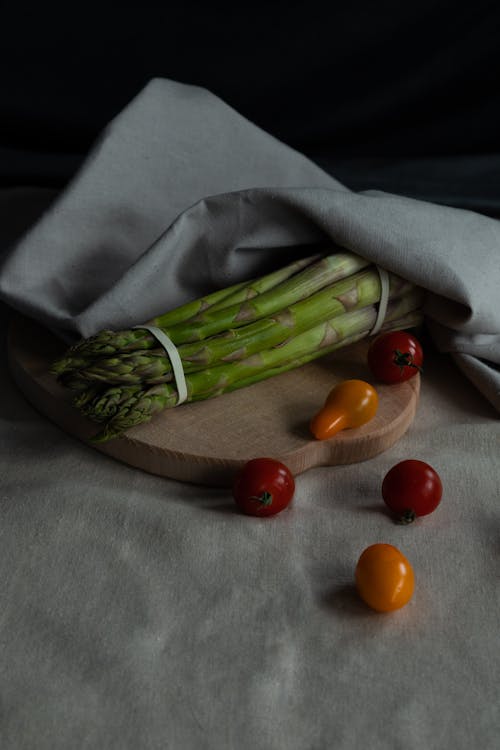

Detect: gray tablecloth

[0,188,499,750]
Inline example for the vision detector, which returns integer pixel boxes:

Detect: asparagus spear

[200,252,322,311]
[52,279,255,375]
[159,252,370,343]
[90,310,422,443]
[52,253,321,376]
[52,250,369,372]
[74,384,141,423]
[70,271,417,387]
[85,292,423,441]
[224,311,422,395]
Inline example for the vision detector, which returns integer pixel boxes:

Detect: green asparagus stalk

[69,271,417,387]
[51,250,369,372]
[85,292,423,441]
[224,311,422,396]
[90,310,422,443]
[158,252,370,344]
[51,253,321,376]
[199,252,322,312]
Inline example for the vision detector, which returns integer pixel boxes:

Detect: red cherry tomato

[382,459,443,524]
[368,330,423,384]
[232,458,295,517]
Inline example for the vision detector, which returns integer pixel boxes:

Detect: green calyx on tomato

[392,348,423,375]
[250,491,273,506]
[395,508,417,525]
[367,331,424,384]
[382,459,443,524]
[232,457,295,517]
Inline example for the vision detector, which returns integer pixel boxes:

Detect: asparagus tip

[88,425,125,444]
[50,359,68,376]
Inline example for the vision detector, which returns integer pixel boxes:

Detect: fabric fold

[0,77,498,413]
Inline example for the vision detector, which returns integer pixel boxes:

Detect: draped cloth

[1,78,498,411]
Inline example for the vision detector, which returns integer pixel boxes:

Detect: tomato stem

[393,349,423,374]
[250,491,273,506]
[396,509,417,525]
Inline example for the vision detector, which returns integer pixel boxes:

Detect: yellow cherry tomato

[310,379,378,440]
[355,543,415,612]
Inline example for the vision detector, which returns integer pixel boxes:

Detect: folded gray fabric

[1,78,499,413]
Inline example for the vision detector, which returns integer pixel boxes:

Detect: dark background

[1,1,500,214]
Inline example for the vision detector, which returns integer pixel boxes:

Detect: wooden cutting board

[7,315,420,486]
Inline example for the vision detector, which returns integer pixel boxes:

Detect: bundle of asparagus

[51,250,424,442]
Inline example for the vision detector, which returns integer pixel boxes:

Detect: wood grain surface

[7,315,420,486]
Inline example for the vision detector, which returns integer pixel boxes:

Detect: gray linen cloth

[0,78,499,411]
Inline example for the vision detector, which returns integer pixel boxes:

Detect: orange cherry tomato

[310,379,378,440]
[355,543,415,612]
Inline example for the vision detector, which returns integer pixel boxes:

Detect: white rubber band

[133,325,188,405]
[370,266,390,336]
